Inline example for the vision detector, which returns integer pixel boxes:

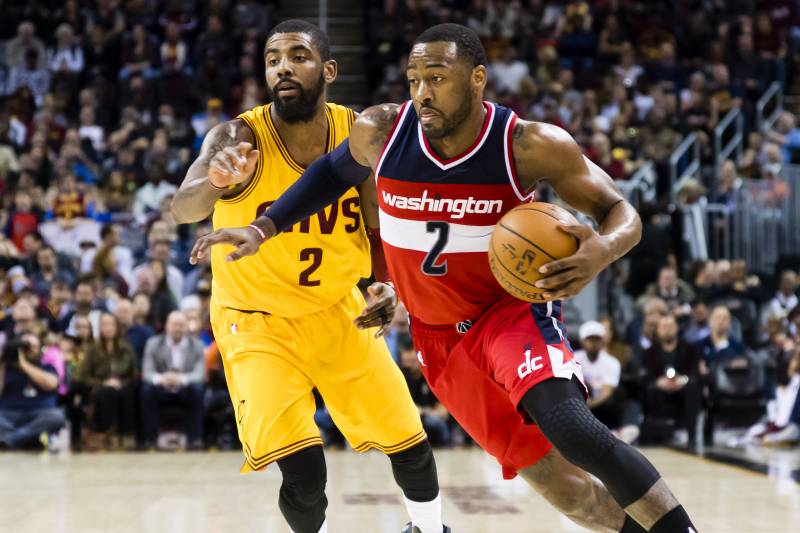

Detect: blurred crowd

[1,1,800,453]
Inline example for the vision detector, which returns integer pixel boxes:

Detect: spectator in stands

[78,312,137,449]
[489,46,529,94]
[0,333,65,449]
[29,244,75,300]
[574,321,641,444]
[5,189,40,253]
[119,23,159,81]
[48,23,84,75]
[132,163,177,223]
[398,334,450,446]
[61,277,104,337]
[712,259,762,343]
[45,281,73,332]
[643,314,703,446]
[7,49,51,106]
[696,306,748,364]
[140,310,205,449]
[114,297,154,366]
[627,297,669,363]
[637,266,695,317]
[684,300,712,345]
[768,270,799,318]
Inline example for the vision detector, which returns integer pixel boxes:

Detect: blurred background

[0,0,799,461]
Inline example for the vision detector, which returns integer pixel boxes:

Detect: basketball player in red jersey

[192,24,698,533]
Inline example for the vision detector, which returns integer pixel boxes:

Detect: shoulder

[602,352,621,370]
[512,119,577,154]
[349,103,405,164]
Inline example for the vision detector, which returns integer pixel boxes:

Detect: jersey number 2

[422,222,449,276]
[299,248,323,286]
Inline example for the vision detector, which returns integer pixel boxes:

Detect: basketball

[488,202,580,303]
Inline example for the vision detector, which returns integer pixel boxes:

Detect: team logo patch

[517,343,544,379]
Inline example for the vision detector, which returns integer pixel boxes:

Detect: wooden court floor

[1,447,797,532]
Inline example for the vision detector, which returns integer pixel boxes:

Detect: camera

[1,339,33,367]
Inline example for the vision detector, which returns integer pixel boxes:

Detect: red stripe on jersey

[383,241,509,325]
[377,176,521,225]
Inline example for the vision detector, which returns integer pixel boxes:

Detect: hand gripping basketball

[208,141,260,189]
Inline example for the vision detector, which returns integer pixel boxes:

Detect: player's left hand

[190,226,265,264]
[354,282,397,338]
[534,223,609,300]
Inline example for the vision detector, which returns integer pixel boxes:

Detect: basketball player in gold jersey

[171,20,447,533]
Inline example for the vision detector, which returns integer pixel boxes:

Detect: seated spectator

[140,310,205,449]
[0,334,65,449]
[78,313,137,448]
[683,300,711,345]
[114,297,155,366]
[696,306,748,364]
[574,321,641,444]
[643,315,703,447]
[626,297,669,363]
[767,270,799,319]
[29,244,76,300]
[61,277,105,337]
[132,164,177,224]
[637,266,695,317]
[398,334,450,446]
[5,189,40,253]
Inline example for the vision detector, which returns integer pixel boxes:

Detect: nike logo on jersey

[381,190,502,220]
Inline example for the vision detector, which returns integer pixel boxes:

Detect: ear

[472,65,487,91]
[323,59,337,84]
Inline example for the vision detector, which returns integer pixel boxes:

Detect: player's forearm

[253,139,371,237]
[596,200,642,265]
[171,174,228,224]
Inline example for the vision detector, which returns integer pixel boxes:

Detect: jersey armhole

[218,117,263,204]
[374,101,412,180]
[504,114,535,202]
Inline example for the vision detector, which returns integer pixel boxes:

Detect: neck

[270,101,329,152]
[711,330,726,342]
[426,100,486,160]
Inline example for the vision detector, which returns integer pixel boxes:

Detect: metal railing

[616,160,656,208]
[679,165,800,274]
[756,81,783,133]
[669,132,701,200]
[318,0,328,32]
[714,107,744,178]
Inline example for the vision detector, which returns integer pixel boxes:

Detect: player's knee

[277,445,327,507]
[388,439,440,501]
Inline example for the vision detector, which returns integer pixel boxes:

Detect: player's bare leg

[521,377,697,533]
[519,449,627,533]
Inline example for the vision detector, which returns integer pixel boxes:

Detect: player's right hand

[190,226,265,264]
[208,142,259,189]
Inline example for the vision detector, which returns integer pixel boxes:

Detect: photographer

[0,334,65,449]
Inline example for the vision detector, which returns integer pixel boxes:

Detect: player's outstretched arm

[512,120,642,300]
[171,120,259,224]
[189,104,400,264]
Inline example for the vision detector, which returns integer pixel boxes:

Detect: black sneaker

[401,524,451,533]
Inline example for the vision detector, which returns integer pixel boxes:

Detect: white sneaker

[762,423,800,446]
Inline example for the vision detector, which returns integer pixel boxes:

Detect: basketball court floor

[1,446,798,532]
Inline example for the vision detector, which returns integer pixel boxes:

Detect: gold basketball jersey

[210,103,371,317]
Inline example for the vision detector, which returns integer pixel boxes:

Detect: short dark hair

[100,223,117,240]
[413,23,487,68]
[265,19,331,61]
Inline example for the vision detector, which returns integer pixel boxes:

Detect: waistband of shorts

[409,315,475,336]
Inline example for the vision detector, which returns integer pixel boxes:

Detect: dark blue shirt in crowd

[126,323,155,366]
[694,336,747,363]
[0,363,58,410]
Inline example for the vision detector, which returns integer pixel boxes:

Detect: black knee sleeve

[521,378,661,508]
[387,439,440,502]
[276,445,327,533]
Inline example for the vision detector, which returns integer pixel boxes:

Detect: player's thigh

[313,322,426,454]
[485,301,584,409]
[420,335,552,478]
[214,310,320,471]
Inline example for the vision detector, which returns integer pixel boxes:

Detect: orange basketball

[488,202,580,303]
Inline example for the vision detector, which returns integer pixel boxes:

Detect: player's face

[264,32,337,123]
[406,41,486,139]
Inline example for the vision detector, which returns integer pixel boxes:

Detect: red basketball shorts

[410,297,585,479]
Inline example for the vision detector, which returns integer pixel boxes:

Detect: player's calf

[520,377,698,532]
[387,440,447,533]
[276,446,328,533]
